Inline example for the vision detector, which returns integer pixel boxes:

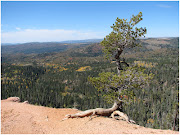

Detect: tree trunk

[62,101,135,124]
[172,107,178,131]
[115,48,123,76]
[64,101,121,118]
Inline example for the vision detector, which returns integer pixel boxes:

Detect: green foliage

[101,12,147,59]
[96,12,150,106]
[88,66,153,104]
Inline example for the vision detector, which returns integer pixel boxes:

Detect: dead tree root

[62,108,135,124]
[110,110,136,124]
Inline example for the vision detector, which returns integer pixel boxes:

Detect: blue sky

[1,1,179,43]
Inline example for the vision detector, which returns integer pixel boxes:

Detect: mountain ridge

[1,39,103,46]
[1,37,178,55]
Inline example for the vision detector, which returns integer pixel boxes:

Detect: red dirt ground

[1,97,179,134]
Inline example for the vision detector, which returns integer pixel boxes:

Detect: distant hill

[1,42,92,54]
[1,39,103,46]
[1,43,20,46]
[61,37,179,57]
[1,39,103,55]
[59,39,103,43]
[1,37,178,56]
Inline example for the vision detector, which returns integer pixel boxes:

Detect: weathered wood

[63,101,135,124]
[110,110,135,124]
[65,102,120,118]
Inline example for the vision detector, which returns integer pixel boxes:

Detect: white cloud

[15,27,21,30]
[1,29,105,43]
[157,4,172,8]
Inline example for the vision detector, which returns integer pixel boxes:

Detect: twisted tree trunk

[65,102,120,118]
[115,48,123,76]
[63,101,135,124]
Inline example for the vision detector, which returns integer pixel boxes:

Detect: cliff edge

[1,97,179,134]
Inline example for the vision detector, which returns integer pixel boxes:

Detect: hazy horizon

[2,37,179,45]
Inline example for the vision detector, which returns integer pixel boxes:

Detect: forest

[1,37,179,131]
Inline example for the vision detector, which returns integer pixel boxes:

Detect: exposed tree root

[110,111,136,124]
[62,102,135,124]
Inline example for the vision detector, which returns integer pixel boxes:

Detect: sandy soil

[1,97,179,134]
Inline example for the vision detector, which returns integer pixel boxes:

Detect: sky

[1,1,179,43]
